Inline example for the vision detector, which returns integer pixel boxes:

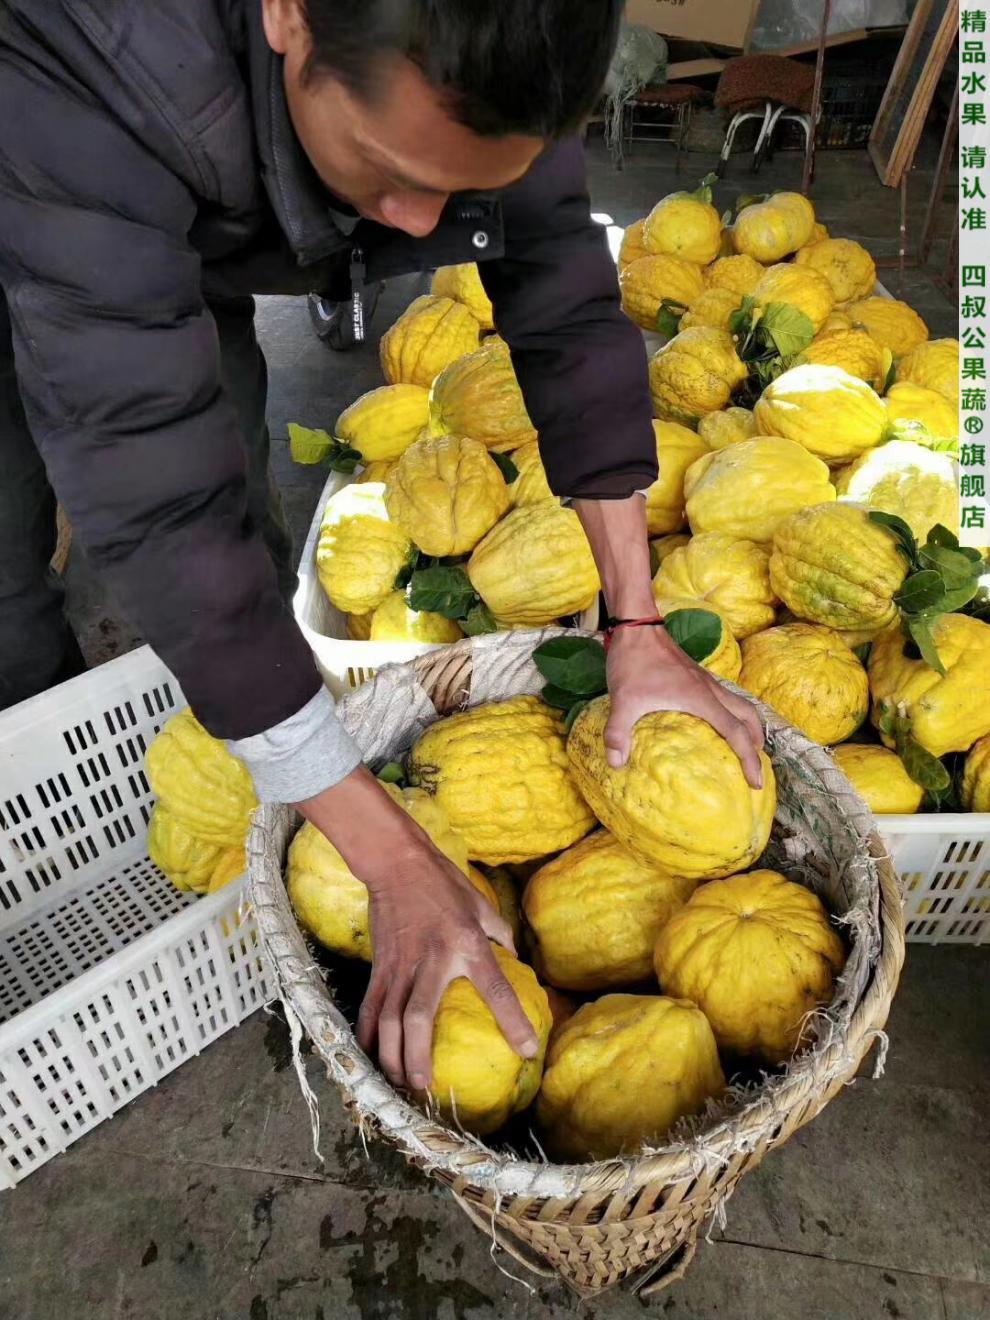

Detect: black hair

[300,0,623,138]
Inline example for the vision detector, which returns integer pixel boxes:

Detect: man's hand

[294,768,538,1093]
[605,622,765,788]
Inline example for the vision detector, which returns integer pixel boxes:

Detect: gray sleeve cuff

[226,687,363,804]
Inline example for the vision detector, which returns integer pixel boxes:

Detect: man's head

[262,0,622,236]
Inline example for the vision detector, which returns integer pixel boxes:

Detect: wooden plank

[665,27,896,81]
[623,0,759,50]
[666,58,728,80]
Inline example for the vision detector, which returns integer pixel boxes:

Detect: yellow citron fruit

[653,532,777,639]
[146,708,257,848]
[653,601,742,682]
[684,437,836,545]
[645,420,709,535]
[536,994,725,1161]
[507,440,556,507]
[704,253,765,297]
[698,406,758,450]
[650,532,691,567]
[655,869,845,1065]
[147,804,224,893]
[523,830,696,992]
[794,238,877,303]
[844,297,929,359]
[567,696,776,881]
[409,696,597,865]
[346,612,373,640]
[770,502,908,636]
[800,329,888,392]
[430,943,552,1136]
[368,590,463,644]
[428,341,536,452]
[895,338,960,405]
[831,744,924,815]
[752,263,835,334]
[680,287,741,333]
[384,433,510,557]
[208,848,246,894]
[643,189,723,266]
[806,221,830,245]
[869,614,990,758]
[884,382,959,449]
[356,459,396,484]
[649,327,748,425]
[430,263,494,331]
[754,364,888,464]
[336,384,431,463]
[286,784,478,960]
[467,503,600,627]
[618,217,650,271]
[835,441,959,544]
[380,294,481,388]
[962,734,990,812]
[819,308,856,336]
[316,482,413,615]
[739,623,869,745]
[734,192,816,264]
[620,254,706,332]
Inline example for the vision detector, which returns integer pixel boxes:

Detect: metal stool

[621,85,707,172]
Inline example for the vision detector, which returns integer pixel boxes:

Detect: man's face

[263,1,545,237]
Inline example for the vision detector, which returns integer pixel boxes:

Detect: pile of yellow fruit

[286,686,853,1160]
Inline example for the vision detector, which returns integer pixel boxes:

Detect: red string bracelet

[602,616,666,653]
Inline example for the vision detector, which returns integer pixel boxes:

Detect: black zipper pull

[349,246,367,344]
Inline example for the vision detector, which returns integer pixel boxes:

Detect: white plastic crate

[0,647,272,1189]
[879,815,989,944]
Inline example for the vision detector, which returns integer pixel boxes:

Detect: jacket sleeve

[478,138,658,499]
[0,55,344,768]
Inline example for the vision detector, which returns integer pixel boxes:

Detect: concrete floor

[8,140,986,1319]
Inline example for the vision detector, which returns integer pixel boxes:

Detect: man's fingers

[478,903,517,955]
[356,972,388,1053]
[708,702,765,789]
[603,703,633,769]
[377,985,411,1090]
[402,968,451,1093]
[473,947,540,1060]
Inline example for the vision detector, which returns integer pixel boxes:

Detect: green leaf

[460,602,498,636]
[918,542,982,592]
[532,636,607,697]
[394,546,421,591]
[656,301,686,338]
[491,452,519,484]
[563,699,591,735]
[868,511,919,567]
[758,303,816,359]
[540,683,579,711]
[882,351,897,394]
[895,570,948,614]
[853,642,872,665]
[924,524,962,550]
[735,193,768,214]
[377,761,407,786]
[905,613,948,676]
[898,733,952,793]
[729,295,757,339]
[407,565,477,620]
[663,608,724,665]
[288,423,336,465]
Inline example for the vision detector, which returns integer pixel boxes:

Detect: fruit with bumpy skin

[831,744,925,815]
[794,238,877,303]
[738,623,869,745]
[869,614,990,757]
[649,327,748,424]
[620,254,706,332]
[618,217,649,271]
[652,532,778,639]
[208,848,247,893]
[385,433,509,557]
[428,341,536,452]
[430,943,552,1135]
[536,995,725,1160]
[336,384,431,462]
[962,734,990,812]
[835,441,959,543]
[643,191,723,266]
[147,805,224,893]
[895,338,960,405]
[430,263,494,331]
[380,294,481,388]
[698,406,758,450]
[734,192,816,263]
[467,504,600,627]
[566,697,776,880]
[844,297,929,358]
[703,253,765,297]
[770,503,908,636]
[654,869,846,1065]
[752,263,835,334]
[645,421,709,535]
[286,784,480,961]
[684,437,836,545]
[146,709,257,848]
[650,532,691,566]
[369,591,463,644]
[507,440,557,507]
[523,831,696,992]
[655,601,743,682]
[884,383,959,449]
[680,287,741,333]
[346,612,373,640]
[356,459,397,484]
[477,866,521,943]
[316,483,413,615]
[754,364,888,464]
[409,696,597,864]
[800,329,887,392]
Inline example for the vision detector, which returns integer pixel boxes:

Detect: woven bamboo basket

[247,630,905,1298]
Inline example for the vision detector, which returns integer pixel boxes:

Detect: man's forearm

[573,495,659,621]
